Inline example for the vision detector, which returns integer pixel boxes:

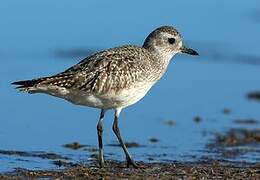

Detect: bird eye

[168,38,175,44]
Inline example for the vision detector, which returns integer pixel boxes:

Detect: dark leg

[112,108,138,168]
[97,109,106,167]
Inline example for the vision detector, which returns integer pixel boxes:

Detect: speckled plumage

[12,26,198,168]
[12,26,199,109]
[45,45,161,94]
[13,26,192,109]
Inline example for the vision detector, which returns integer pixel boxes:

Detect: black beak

[180,46,199,56]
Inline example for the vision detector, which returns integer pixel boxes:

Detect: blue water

[1,0,260,172]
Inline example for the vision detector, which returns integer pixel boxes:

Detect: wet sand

[0,124,259,179]
[1,160,259,179]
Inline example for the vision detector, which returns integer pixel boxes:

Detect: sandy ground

[0,127,259,179]
[1,160,259,179]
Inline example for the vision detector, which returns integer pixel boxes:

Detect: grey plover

[12,26,198,168]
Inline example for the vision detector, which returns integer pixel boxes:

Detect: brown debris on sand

[63,142,86,150]
[214,129,260,146]
[207,129,260,158]
[0,150,69,160]
[107,142,144,148]
[234,119,259,125]
[162,120,176,126]
[222,108,232,115]
[1,161,259,179]
[149,138,159,143]
[193,116,202,123]
[248,91,260,101]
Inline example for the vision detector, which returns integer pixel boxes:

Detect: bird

[12,25,198,168]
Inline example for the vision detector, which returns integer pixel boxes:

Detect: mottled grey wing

[39,46,151,94]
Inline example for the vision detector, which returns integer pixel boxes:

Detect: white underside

[33,82,155,109]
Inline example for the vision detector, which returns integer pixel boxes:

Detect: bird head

[143,26,198,60]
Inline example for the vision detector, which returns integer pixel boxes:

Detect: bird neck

[143,43,175,64]
[144,46,174,66]
[144,47,175,82]
[153,51,173,74]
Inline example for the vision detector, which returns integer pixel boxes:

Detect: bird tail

[12,72,76,93]
[11,78,45,93]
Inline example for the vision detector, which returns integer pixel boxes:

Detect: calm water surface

[0,0,260,172]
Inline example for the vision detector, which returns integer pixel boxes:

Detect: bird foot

[99,162,105,168]
[126,158,139,168]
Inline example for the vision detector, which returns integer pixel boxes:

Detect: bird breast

[64,81,155,109]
